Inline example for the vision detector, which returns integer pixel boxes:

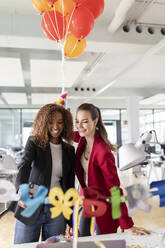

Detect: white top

[50,142,62,189]
[80,152,89,186]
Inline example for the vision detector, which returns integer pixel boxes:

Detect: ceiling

[1,0,165,107]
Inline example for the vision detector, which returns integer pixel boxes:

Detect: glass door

[103,120,121,167]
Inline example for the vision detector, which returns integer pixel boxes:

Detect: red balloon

[41,11,66,41]
[42,29,54,40]
[81,0,104,19]
[69,6,94,38]
[73,0,86,4]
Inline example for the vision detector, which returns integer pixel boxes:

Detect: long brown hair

[77,103,117,152]
[32,104,73,148]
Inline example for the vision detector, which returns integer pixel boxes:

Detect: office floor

[0,171,165,247]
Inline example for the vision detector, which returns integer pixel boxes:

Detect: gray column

[126,96,140,143]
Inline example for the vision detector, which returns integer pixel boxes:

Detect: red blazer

[74,131,134,234]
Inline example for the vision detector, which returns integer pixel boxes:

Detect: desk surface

[1,228,165,248]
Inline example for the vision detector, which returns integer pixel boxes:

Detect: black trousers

[79,215,100,237]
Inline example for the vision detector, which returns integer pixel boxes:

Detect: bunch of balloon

[30,0,105,58]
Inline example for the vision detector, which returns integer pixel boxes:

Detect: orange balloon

[64,33,86,58]
[48,0,58,3]
[55,0,76,16]
[30,0,52,14]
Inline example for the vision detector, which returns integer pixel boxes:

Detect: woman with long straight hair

[75,103,150,236]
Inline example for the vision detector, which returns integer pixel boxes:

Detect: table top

[1,228,165,248]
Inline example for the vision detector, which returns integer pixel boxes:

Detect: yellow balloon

[55,0,76,16]
[30,0,52,14]
[64,33,86,58]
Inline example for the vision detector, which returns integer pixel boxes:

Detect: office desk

[1,228,165,248]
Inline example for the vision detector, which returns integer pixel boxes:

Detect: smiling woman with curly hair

[32,104,73,148]
[14,103,75,244]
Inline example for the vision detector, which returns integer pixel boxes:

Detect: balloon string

[89,206,105,248]
[90,205,96,236]
[51,4,65,92]
[44,14,65,92]
[52,5,61,41]
[60,42,65,93]
[72,199,80,248]
[56,0,65,93]
[70,38,79,56]
[94,239,106,248]
[47,10,60,41]
[90,217,95,236]
[63,6,76,46]
[61,0,65,39]
[43,15,58,40]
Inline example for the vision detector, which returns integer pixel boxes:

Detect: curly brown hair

[32,104,73,148]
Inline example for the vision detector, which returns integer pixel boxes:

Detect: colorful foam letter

[150,180,165,207]
[125,184,152,216]
[48,187,79,220]
[110,186,125,219]
[83,198,107,218]
[19,184,48,217]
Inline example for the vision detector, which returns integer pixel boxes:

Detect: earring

[96,126,99,130]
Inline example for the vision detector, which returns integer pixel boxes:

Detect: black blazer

[16,136,75,192]
[14,136,75,225]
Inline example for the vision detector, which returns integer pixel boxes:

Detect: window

[0,109,21,148]
[22,109,39,146]
[140,110,153,134]
[153,109,165,143]
[121,109,128,145]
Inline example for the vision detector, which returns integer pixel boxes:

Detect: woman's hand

[17,200,27,208]
[126,226,150,235]
[17,189,32,209]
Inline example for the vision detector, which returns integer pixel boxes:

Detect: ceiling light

[123,25,130,32]
[157,100,165,105]
[84,53,106,79]
[161,28,165,35]
[108,0,135,33]
[140,94,165,105]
